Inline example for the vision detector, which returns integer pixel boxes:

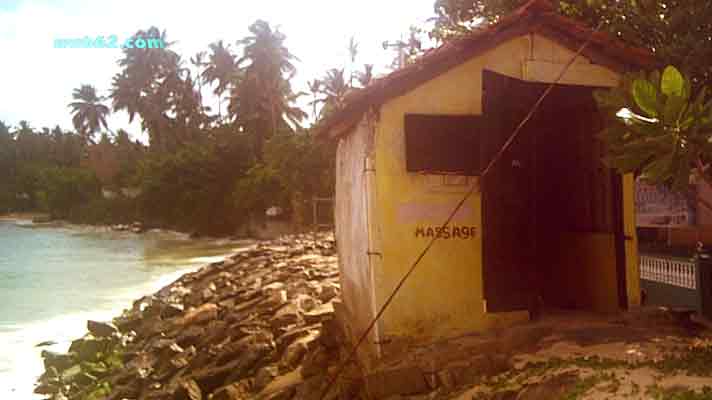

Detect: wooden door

[481,70,543,312]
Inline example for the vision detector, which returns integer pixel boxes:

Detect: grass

[476,346,712,400]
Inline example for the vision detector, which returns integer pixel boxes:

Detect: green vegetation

[431,1,712,89]
[594,65,712,212]
[1,20,349,236]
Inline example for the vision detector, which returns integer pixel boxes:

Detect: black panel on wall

[404,114,482,175]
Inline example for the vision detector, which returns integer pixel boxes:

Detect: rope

[319,22,605,399]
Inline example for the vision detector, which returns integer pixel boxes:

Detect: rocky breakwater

[35,233,347,400]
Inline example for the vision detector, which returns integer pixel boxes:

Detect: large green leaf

[632,79,659,118]
[661,66,685,98]
[663,94,687,125]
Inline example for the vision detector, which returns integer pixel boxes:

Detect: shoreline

[0,212,49,222]
[34,232,342,400]
[0,221,254,400]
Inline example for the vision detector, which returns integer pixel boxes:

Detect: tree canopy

[431,0,712,88]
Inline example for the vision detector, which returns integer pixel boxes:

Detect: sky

[0,0,436,142]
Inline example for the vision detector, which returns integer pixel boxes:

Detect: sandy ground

[447,310,712,399]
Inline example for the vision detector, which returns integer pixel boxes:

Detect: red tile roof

[316,0,656,138]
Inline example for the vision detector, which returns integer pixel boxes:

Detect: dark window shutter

[404,114,482,175]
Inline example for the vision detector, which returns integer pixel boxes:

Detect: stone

[70,337,109,362]
[271,304,301,331]
[176,303,218,326]
[303,302,334,324]
[319,283,339,303]
[294,294,317,312]
[264,290,288,309]
[176,379,202,400]
[212,380,252,400]
[160,303,184,319]
[318,317,343,349]
[40,351,74,372]
[33,381,60,395]
[300,347,332,379]
[364,366,429,399]
[87,320,118,338]
[254,365,279,391]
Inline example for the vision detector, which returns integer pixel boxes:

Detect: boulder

[254,365,279,391]
[303,302,334,324]
[160,303,184,319]
[69,337,108,362]
[87,320,118,338]
[318,283,339,303]
[271,304,302,331]
[176,379,202,400]
[40,350,74,372]
[176,303,218,326]
[364,366,429,399]
[212,380,252,400]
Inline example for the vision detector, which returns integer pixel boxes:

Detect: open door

[481,70,543,312]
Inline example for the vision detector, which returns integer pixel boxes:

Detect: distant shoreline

[0,212,50,222]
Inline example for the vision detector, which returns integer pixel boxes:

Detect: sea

[0,217,250,399]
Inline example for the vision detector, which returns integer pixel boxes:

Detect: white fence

[640,255,697,290]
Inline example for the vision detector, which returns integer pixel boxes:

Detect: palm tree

[201,41,236,121]
[357,64,374,87]
[347,36,359,86]
[190,51,207,109]
[317,68,349,117]
[307,79,322,120]
[68,84,110,143]
[111,27,184,152]
[230,20,305,159]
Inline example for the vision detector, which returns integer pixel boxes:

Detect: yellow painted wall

[624,173,642,307]
[550,233,620,312]
[367,33,638,341]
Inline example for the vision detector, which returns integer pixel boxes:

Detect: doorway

[481,70,627,314]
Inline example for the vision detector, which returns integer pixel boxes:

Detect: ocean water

[0,218,250,399]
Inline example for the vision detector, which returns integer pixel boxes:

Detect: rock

[160,303,184,319]
[175,325,206,347]
[176,379,202,400]
[303,302,334,324]
[318,283,339,302]
[34,380,60,395]
[301,347,332,379]
[281,331,319,370]
[60,364,82,381]
[87,320,118,338]
[264,290,288,309]
[271,304,302,331]
[212,380,252,400]
[176,303,218,326]
[69,337,109,362]
[254,365,279,391]
[318,317,343,349]
[364,366,429,399]
[294,294,317,312]
[40,351,74,372]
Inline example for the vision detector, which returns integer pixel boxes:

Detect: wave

[0,252,231,400]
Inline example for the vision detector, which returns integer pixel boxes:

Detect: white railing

[640,255,697,290]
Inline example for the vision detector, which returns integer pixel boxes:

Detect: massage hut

[317,0,655,363]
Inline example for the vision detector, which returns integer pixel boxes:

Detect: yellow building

[318,0,655,365]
